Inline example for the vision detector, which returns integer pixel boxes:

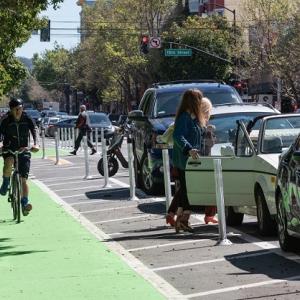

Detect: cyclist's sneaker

[22,203,32,216]
[0,178,10,196]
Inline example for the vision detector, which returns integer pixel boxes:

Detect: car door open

[186,121,257,207]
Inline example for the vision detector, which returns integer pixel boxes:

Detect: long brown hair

[175,89,204,125]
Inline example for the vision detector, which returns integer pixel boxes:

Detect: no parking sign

[149,37,161,49]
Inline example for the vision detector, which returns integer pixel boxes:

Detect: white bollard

[95,128,99,153]
[83,136,91,179]
[54,131,60,165]
[41,129,46,159]
[127,142,138,201]
[162,148,172,213]
[213,159,232,246]
[67,128,70,148]
[72,128,75,149]
[64,128,67,148]
[101,128,110,187]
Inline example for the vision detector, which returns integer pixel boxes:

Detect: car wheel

[225,206,244,226]
[277,193,298,252]
[140,154,163,195]
[255,186,277,236]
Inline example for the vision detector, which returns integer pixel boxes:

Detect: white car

[186,113,300,236]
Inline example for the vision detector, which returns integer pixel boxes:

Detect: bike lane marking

[33,179,185,300]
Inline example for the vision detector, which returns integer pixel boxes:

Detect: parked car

[129,80,245,195]
[186,113,300,236]
[54,117,77,139]
[25,109,42,126]
[44,117,60,137]
[88,112,115,140]
[276,133,300,251]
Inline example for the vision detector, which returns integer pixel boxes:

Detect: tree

[243,0,300,101]
[0,0,63,97]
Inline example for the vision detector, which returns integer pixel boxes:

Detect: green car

[276,133,300,252]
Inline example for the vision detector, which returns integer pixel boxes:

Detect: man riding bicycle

[0,98,39,216]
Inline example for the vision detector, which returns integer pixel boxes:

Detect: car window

[262,116,300,153]
[155,89,241,117]
[140,92,154,116]
[89,114,111,125]
[209,112,268,144]
[236,123,254,157]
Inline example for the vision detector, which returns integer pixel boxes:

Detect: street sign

[164,49,192,57]
[149,37,161,49]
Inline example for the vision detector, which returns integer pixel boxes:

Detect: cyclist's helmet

[9,98,23,109]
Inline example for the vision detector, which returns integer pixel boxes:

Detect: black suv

[129,80,243,195]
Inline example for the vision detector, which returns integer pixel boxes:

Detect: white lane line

[152,250,271,272]
[186,275,300,298]
[128,236,211,252]
[109,178,130,188]
[53,185,108,192]
[70,199,119,206]
[81,205,137,214]
[109,232,125,236]
[33,179,184,299]
[47,179,101,187]
[41,175,100,183]
[94,214,162,224]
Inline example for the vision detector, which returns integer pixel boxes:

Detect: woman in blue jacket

[173,89,216,232]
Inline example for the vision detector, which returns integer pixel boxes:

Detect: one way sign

[149,37,161,49]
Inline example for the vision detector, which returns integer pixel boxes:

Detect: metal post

[95,128,99,153]
[213,159,232,246]
[101,128,110,187]
[83,136,91,179]
[64,128,67,148]
[54,131,60,165]
[58,128,61,148]
[162,148,172,213]
[67,128,71,148]
[41,129,46,159]
[127,142,138,201]
[89,128,93,144]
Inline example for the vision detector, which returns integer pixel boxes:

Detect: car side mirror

[292,151,300,164]
[128,110,145,120]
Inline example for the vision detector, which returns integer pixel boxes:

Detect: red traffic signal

[140,34,149,54]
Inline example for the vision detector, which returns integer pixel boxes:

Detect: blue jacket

[173,112,204,170]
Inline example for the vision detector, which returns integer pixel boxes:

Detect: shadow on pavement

[0,249,49,258]
[86,188,130,200]
[225,249,300,281]
[137,202,165,215]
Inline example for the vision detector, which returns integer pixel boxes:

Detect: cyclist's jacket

[0,112,37,151]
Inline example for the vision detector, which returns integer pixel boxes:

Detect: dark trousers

[177,169,191,211]
[74,128,94,151]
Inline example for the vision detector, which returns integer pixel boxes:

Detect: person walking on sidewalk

[70,105,96,155]
[0,98,39,216]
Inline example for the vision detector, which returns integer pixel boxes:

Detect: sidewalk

[0,180,164,300]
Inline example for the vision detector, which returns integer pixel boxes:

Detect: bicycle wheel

[12,173,21,223]
[9,180,17,220]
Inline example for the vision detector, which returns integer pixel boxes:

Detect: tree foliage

[244,0,300,100]
[0,0,63,97]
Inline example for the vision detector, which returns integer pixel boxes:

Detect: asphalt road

[30,138,300,300]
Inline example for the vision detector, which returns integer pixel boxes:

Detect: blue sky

[16,0,81,58]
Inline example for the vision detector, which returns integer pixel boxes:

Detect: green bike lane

[0,180,165,300]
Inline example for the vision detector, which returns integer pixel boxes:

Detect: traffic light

[40,20,50,42]
[140,35,149,54]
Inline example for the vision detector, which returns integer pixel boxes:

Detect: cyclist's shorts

[2,152,31,179]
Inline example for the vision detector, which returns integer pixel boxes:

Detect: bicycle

[2,148,30,223]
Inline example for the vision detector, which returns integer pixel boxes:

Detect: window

[236,123,254,157]
[141,92,154,116]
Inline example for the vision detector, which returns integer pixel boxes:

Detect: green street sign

[164,49,192,57]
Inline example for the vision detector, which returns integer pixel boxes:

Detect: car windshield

[89,113,111,126]
[262,116,300,153]
[209,112,270,143]
[155,89,241,117]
